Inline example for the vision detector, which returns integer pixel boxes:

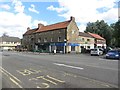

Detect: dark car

[106,50,120,60]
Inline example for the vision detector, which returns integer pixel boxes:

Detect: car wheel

[91,54,93,56]
[98,53,100,56]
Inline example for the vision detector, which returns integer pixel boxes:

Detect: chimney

[38,23,44,29]
[70,16,75,21]
[27,27,30,31]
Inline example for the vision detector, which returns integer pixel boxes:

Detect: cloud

[0,11,32,38]
[47,5,67,13]
[0,1,48,38]
[12,0,25,13]
[118,1,120,19]
[28,4,39,14]
[0,4,10,10]
[100,8,118,23]
[0,11,48,38]
[78,24,86,32]
[32,20,48,28]
[47,0,118,31]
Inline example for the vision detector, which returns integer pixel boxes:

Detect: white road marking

[36,76,57,85]
[10,78,23,88]
[46,75,65,83]
[0,67,21,83]
[53,63,84,70]
[0,67,23,88]
[36,83,50,88]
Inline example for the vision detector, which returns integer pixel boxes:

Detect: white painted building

[88,32,106,49]
[0,36,21,51]
[79,32,95,50]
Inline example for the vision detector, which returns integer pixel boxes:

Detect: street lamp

[64,39,67,54]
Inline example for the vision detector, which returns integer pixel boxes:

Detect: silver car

[90,48,103,56]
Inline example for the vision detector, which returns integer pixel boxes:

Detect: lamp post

[64,39,67,54]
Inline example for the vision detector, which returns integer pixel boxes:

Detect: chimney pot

[70,16,75,21]
[27,27,30,31]
[38,23,44,29]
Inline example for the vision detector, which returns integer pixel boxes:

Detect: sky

[0,0,119,39]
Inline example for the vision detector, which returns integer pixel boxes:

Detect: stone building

[23,16,80,53]
[23,17,106,53]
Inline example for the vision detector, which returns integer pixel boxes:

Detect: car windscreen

[99,49,103,51]
[91,49,97,51]
[108,50,118,53]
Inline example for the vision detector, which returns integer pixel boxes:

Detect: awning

[50,43,66,46]
[50,43,80,46]
[68,43,80,46]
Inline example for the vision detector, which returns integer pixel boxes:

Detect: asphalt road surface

[0,51,119,89]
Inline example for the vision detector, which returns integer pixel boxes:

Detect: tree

[113,20,120,47]
[110,23,116,47]
[2,32,9,37]
[85,20,113,46]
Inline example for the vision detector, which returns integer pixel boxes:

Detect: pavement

[0,51,119,89]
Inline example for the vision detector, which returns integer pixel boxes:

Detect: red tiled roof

[23,28,38,35]
[88,32,105,40]
[36,20,71,33]
[79,32,93,38]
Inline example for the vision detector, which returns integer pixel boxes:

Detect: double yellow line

[0,67,23,88]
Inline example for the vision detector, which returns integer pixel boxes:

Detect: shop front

[35,42,80,53]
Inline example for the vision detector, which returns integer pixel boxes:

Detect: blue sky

[23,2,63,23]
[0,0,119,38]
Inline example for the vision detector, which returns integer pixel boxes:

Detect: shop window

[87,46,90,49]
[81,46,84,48]
[71,46,75,51]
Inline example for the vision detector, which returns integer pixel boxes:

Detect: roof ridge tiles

[88,32,105,40]
[23,18,72,35]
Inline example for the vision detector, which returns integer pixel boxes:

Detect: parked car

[106,50,120,60]
[104,47,113,54]
[90,48,103,56]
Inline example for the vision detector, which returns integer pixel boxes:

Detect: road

[0,51,119,88]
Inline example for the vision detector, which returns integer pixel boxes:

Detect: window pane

[71,46,75,51]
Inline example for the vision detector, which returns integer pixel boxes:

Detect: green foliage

[85,20,113,46]
[85,20,120,47]
[113,20,120,47]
